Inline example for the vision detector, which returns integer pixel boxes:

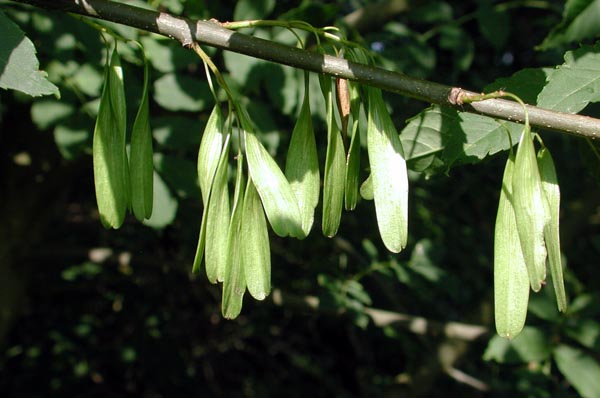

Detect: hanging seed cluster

[186,66,409,318]
[493,123,566,339]
[91,39,567,335]
[93,44,153,229]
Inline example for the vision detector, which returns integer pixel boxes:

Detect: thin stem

[190,42,234,102]
[460,90,529,128]
[222,19,358,49]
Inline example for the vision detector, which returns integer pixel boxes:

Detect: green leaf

[512,125,548,292]
[278,2,338,26]
[285,82,320,237]
[244,116,304,239]
[566,319,600,351]
[477,1,510,50]
[409,1,453,23]
[241,179,271,300]
[140,36,196,73]
[438,25,474,72]
[153,116,203,149]
[483,327,552,363]
[321,78,346,238]
[31,100,74,130]
[485,68,553,105]
[222,50,263,89]
[154,154,200,199]
[0,11,59,97]
[153,73,212,112]
[72,64,104,97]
[130,57,154,221]
[400,106,446,171]
[223,45,299,117]
[539,0,600,50]
[400,105,521,173]
[537,148,567,312]
[554,344,600,398]
[375,22,437,79]
[234,0,276,21]
[142,171,178,229]
[537,43,600,113]
[53,122,91,160]
[494,152,530,339]
[443,111,522,169]
[367,87,408,253]
[222,154,247,319]
[528,283,562,322]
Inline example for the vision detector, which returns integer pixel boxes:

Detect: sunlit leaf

[142,171,178,229]
[537,42,600,113]
[554,344,600,398]
[484,327,551,363]
[400,105,521,173]
[30,100,74,130]
[234,0,276,21]
[0,11,59,97]
[539,0,600,50]
[154,73,212,112]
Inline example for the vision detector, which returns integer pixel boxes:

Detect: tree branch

[11,0,600,140]
[270,289,489,341]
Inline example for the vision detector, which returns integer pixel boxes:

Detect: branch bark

[11,0,600,140]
